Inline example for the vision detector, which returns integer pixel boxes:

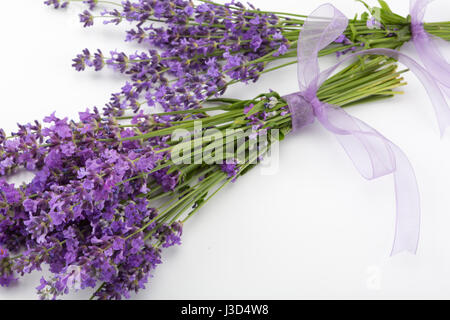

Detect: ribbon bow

[285,4,450,255]
[410,0,450,135]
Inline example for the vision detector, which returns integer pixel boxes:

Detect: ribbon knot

[310,97,326,117]
[283,93,315,131]
[283,89,336,132]
[411,23,427,39]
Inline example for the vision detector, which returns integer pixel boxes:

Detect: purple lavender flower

[72,49,91,71]
[334,34,359,57]
[23,199,39,213]
[83,0,98,10]
[367,17,382,29]
[92,49,105,71]
[158,222,183,248]
[79,10,94,28]
[221,160,239,178]
[101,9,123,25]
[44,0,68,9]
[244,103,255,114]
[55,0,290,113]
[334,34,352,45]
[0,103,192,299]
[274,44,289,57]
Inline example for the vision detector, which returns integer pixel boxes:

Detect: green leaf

[246,101,266,117]
[372,7,381,19]
[356,0,371,12]
[378,0,393,14]
[361,12,369,21]
[229,100,251,110]
[232,116,247,127]
[281,126,291,138]
[193,194,207,209]
[349,23,358,42]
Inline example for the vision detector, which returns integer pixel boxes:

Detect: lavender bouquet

[0,0,447,300]
[45,0,450,115]
[0,55,408,299]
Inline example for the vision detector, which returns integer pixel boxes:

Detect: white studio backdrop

[0,0,450,299]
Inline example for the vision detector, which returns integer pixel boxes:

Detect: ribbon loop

[283,93,315,131]
[285,4,426,255]
[297,4,348,91]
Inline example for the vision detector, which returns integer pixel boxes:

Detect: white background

[0,0,450,300]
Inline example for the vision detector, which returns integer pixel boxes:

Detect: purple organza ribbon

[284,4,450,255]
[410,0,450,135]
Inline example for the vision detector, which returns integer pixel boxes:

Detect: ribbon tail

[411,0,450,88]
[414,36,450,87]
[314,102,421,255]
[391,146,421,255]
[411,0,450,135]
[412,36,450,135]
[437,88,450,137]
[401,46,450,136]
